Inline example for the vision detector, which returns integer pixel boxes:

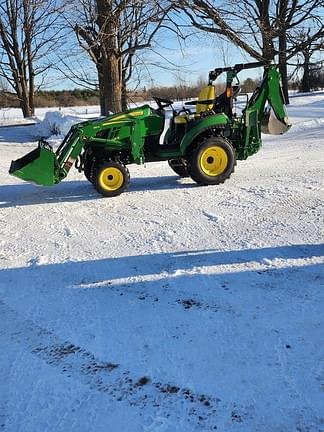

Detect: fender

[180,113,230,155]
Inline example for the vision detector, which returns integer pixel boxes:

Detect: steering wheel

[177,107,192,115]
[152,96,174,110]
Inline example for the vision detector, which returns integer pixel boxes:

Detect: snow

[0,105,100,123]
[0,93,324,432]
[33,111,84,139]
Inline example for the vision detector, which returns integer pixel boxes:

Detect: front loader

[9,62,291,197]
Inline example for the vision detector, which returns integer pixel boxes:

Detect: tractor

[9,61,291,197]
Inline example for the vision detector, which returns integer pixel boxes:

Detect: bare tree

[275,1,324,100]
[293,27,324,92]
[0,0,65,117]
[54,45,99,91]
[178,0,324,102]
[69,0,176,115]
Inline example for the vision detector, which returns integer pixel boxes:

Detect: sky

[2,2,323,93]
[142,33,263,88]
[46,6,324,92]
[50,26,264,91]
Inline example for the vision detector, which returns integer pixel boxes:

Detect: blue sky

[50,27,263,91]
[141,32,263,88]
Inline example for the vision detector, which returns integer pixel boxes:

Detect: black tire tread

[168,159,189,178]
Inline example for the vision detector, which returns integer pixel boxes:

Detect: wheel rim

[99,167,124,191]
[200,146,228,176]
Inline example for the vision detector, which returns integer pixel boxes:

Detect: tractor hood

[99,106,150,126]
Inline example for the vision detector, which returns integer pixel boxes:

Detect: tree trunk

[300,51,311,93]
[28,78,35,116]
[95,56,123,116]
[259,0,275,65]
[100,52,122,115]
[279,30,289,104]
[121,83,127,111]
[107,54,122,113]
[96,66,106,116]
[121,66,128,111]
[20,97,32,118]
[95,0,122,115]
[99,82,106,116]
[17,61,33,118]
[29,92,35,116]
[27,58,35,116]
[13,75,32,117]
[261,36,275,65]
[17,74,32,117]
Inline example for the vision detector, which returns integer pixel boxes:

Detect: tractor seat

[174,114,196,124]
[174,85,216,124]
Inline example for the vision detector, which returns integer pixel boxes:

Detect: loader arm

[55,129,85,180]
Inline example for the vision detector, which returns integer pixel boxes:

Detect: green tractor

[9,62,291,197]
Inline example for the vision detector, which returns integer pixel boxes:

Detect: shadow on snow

[0,176,196,208]
[1,244,323,291]
[1,244,323,430]
[0,124,37,143]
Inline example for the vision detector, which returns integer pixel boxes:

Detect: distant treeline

[0,79,260,109]
[0,89,100,109]
[1,73,323,109]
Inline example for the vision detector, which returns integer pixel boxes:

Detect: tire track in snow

[1,300,225,430]
[72,276,236,316]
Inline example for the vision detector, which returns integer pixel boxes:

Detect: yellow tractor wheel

[95,161,130,197]
[188,137,236,185]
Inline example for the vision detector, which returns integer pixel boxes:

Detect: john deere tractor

[9,61,291,197]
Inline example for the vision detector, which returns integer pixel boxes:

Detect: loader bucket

[9,144,58,186]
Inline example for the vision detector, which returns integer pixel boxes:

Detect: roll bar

[209,61,268,82]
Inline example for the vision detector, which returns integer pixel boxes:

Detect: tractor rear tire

[188,136,236,185]
[168,159,189,177]
[84,158,95,183]
[94,161,130,197]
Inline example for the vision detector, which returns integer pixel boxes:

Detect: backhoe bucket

[261,110,291,135]
[9,144,58,186]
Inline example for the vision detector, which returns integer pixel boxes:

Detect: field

[0,93,323,431]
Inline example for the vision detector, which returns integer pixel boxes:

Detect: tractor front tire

[188,137,236,185]
[168,159,189,177]
[94,161,130,197]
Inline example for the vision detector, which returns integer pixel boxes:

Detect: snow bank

[291,117,324,132]
[33,111,81,139]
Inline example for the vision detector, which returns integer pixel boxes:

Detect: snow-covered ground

[0,93,323,432]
